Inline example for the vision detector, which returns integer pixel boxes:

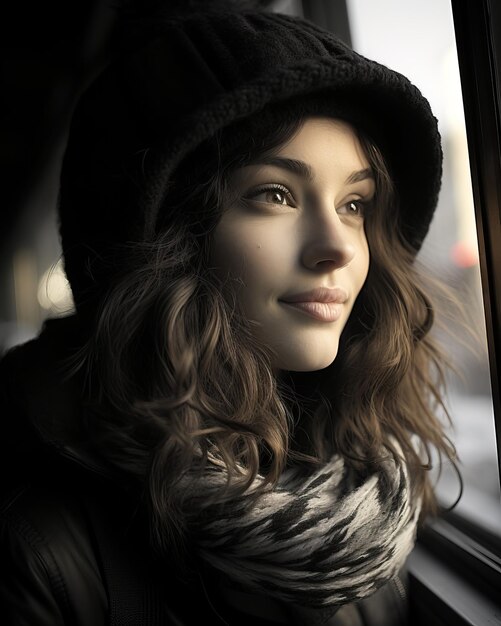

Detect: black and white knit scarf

[183,443,420,612]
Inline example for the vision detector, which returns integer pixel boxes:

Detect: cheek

[211,217,293,283]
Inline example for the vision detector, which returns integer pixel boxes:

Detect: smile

[280,301,343,322]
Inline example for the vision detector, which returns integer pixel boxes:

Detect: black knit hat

[59,2,442,310]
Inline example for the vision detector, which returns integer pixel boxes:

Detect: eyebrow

[346,168,375,184]
[252,157,314,182]
[249,157,374,185]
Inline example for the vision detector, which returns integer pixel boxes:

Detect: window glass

[347,0,501,535]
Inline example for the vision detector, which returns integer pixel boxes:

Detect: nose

[300,212,357,272]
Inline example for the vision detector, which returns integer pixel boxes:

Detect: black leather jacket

[0,320,409,625]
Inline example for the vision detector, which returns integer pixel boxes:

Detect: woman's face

[211,117,373,371]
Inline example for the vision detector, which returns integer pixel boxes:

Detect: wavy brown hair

[75,96,457,556]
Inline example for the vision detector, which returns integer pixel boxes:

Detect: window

[346,0,501,539]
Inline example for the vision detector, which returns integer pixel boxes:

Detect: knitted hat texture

[59,6,443,309]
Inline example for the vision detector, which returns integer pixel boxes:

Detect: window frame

[450,0,501,472]
[409,0,501,621]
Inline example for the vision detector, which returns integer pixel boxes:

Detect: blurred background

[1,0,499,535]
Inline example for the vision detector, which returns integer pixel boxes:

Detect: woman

[0,2,456,624]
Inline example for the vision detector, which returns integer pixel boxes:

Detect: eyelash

[246,184,371,216]
[246,184,296,207]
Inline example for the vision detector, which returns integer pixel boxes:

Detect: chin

[274,344,340,372]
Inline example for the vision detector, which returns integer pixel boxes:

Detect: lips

[279,287,348,322]
[280,287,348,304]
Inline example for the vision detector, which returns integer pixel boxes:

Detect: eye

[337,199,367,217]
[245,184,296,207]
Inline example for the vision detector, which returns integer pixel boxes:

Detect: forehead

[276,117,369,168]
[232,116,373,189]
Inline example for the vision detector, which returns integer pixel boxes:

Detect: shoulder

[0,325,226,625]
[0,448,194,626]
[0,476,109,626]
[0,333,108,625]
